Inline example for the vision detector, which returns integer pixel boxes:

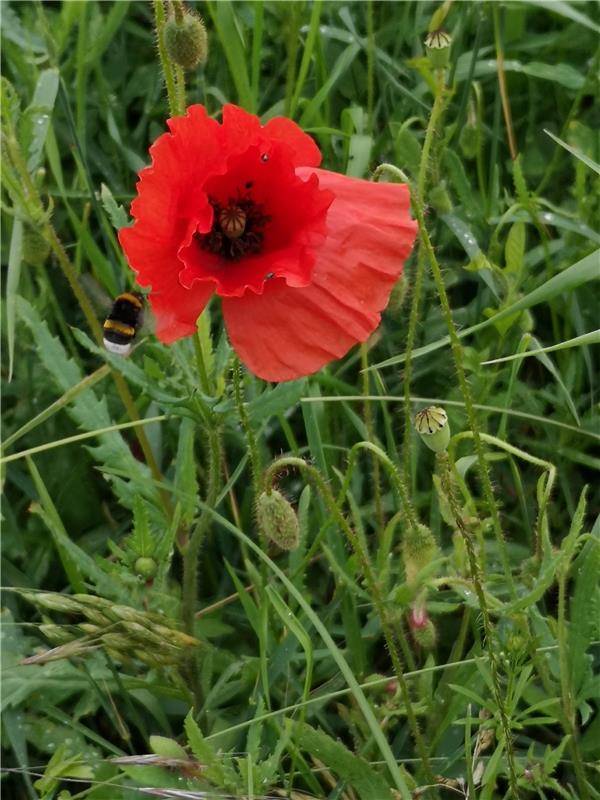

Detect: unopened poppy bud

[459,123,478,160]
[424,29,452,70]
[164,11,208,70]
[22,225,50,267]
[402,523,438,587]
[415,406,450,453]
[429,182,453,214]
[256,489,299,550]
[387,274,409,313]
[134,556,158,579]
[409,607,437,649]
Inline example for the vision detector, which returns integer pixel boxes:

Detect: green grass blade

[544,128,600,175]
[370,248,600,370]
[197,501,412,799]
[6,217,23,382]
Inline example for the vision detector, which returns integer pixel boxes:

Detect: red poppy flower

[119,104,416,382]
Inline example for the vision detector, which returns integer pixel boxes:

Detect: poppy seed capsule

[415,406,450,453]
[256,490,300,551]
[219,205,247,239]
[424,29,451,70]
[164,11,208,70]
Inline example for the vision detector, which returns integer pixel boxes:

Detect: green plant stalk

[399,68,448,484]
[366,0,375,128]
[283,4,301,116]
[181,424,221,702]
[342,440,420,671]
[360,344,384,534]
[232,359,264,506]
[407,175,515,596]
[557,565,590,799]
[493,4,517,160]
[154,0,180,117]
[436,451,519,797]
[193,329,211,395]
[450,431,556,560]
[263,456,436,787]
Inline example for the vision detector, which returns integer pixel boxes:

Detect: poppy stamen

[198,192,271,261]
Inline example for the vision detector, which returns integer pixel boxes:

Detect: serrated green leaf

[100,183,129,230]
[292,720,393,800]
[248,379,306,425]
[184,710,236,788]
[130,496,154,558]
[174,418,198,526]
[505,222,525,273]
[17,298,159,514]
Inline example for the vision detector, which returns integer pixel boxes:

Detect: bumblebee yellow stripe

[118,292,143,309]
[103,319,135,336]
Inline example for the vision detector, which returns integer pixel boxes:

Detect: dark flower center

[197,189,271,261]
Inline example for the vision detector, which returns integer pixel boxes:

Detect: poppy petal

[223,170,417,381]
[263,117,322,167]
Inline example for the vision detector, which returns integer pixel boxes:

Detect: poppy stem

[411,202,520,797]
[181,424,221,702]
[263,455,436,786]
[232,359,264,505]
[402,68,448,489]
[154,0,181,118]
[359,344,384,534]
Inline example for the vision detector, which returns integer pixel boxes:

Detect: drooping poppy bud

[256,489,300,550]
[164,10,208,70]
[415,406,450,453]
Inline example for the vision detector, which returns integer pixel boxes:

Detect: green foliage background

[1,1,599,799]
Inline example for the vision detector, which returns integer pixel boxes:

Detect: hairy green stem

[410,191,515,596]
[436,451,519,796]
[181,425,221,703]
[451,431,556,561]
[263,456,436,786]
[360,344,384,534]
[557,565,590,799]
[232,359,264,504]
[154,0,180,118]
[401,69,448,485]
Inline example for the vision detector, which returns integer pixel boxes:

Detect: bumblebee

[103,291,144,355]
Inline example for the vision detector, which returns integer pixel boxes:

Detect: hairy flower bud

[424,29,452,70]
[164,11,208,70]
[256,489,300,550]
[134,556,158,579]
[429,182,453,214]
[415,406,450,453]
[413,619,437,649]
[22,225,50,267]
[402,523,438,587]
